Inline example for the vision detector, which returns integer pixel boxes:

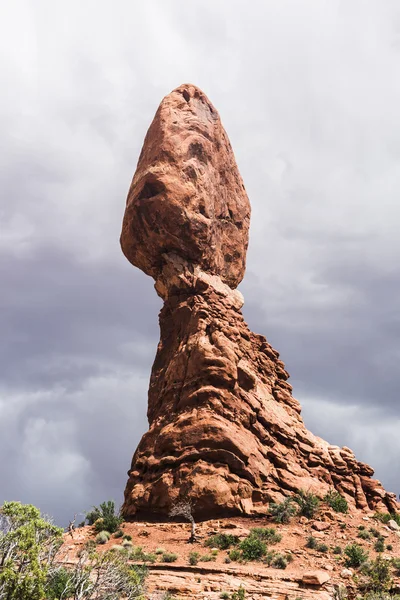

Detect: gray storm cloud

[1,0,400,524]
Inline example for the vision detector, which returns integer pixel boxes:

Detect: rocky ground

[62,507,400,599]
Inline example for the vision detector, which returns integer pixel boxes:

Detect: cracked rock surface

[120,84,398,519]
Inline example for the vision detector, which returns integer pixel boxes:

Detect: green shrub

[189,551,199,565]
[324,490,348,513]
[96,531,110,544]
[161,552,178,563]
[374,539,385,553]
[239,536,266,561]
[333,546,342,555]
[370,527,380,538]
[358,530,372,540]
[249,527,282,544]
[339,523,347,529]
[374,512,400,526]
[293,490,320,518]
[268,498,297,523]
[123,534,132,541]
[271,554,288,569]
[306,536,318,549]
[205,533,239,550]
[231,586,246,600]
[199,554,215,562]
[220,594,230,600]
[114,529,123,538]
[86,500,123,533]
[317,543,329,553]
[344,543,369,567]
[392,558,400,576]
[386,544,393,551]
[366,556,392,592]
[155,547,165,555]
[46,568,73,600]
[228,548,241,561]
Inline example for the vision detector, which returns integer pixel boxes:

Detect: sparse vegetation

[344,543,369,568]
[358,530,372,540]
[85,500,123,534]
[228,548,241,561]
[239,536,267,561]
[293,490,320,518]
[268,497,297,523]
[205,533,239,550]
[324,490,349,513]
[271,554,288,569]
[249,527,281,544]
[161,551,178,563]
[306,536,318,549]
[188,551,200,565]
[374,512,400,526]
[374,539,385,553]
[96,530,111,544]
[317,543,328,553]
[333,545,342,554]
[364,556,393,592]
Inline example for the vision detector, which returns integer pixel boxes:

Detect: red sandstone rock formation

[120,83,398,519]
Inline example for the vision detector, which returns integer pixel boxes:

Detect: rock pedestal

[120,84,398,519]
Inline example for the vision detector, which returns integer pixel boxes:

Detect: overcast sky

[1,0,400,525]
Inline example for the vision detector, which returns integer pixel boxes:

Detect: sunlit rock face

[121,84,398,519]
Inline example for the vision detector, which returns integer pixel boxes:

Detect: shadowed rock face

[121,84,398,519]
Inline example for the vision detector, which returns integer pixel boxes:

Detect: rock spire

[120,84,398,518]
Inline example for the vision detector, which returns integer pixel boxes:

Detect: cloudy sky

[1,0,400,525]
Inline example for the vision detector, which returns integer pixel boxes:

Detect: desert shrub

[339,523,347,529]
[344,543,369,568]
[359,530,372,540]
[268,498,297,523]
[199,553,215,562]
[324,490,348,513]
[362,594,400,600]
[161,552,178,563]
[155,547,165,555]
[228,548,241,561]
[86,500,123,533]
[317,543,329,553]
[374,513,400,526]
[374,539,385,553]
[366,556,393,592]
[249,527,281,544]
[46,567,74,600]
[130,546,156,563]
[122,540,133,548]
[231,586,246,600]
[96,531,111,544]
[205,533,239,550]
[294,490,320,518]
[386,545,393,551]
[114,529,123,538]
[306,536,318,549]
[220,594,230,600]
[271,554,288,569]
[370,527,380,538]
[0,502,65,600]
[188,551,199,565]
[123,534,132,541]
[333,546,342,554]
[392,558,400,576]
[239,536,267,561]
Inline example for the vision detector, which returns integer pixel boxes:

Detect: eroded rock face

[121,84,398,519]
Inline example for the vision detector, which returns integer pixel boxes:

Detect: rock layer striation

[121,84,398,519]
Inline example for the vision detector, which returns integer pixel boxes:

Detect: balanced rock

[121,83,398,519]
